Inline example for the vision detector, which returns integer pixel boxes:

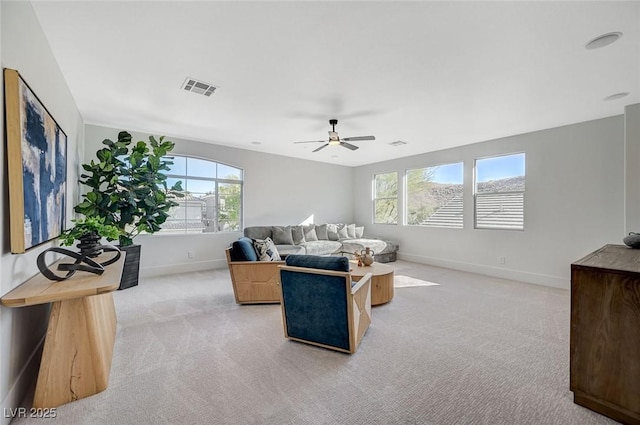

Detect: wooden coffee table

[350,261,394,305]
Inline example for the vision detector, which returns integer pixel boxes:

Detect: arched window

[160,155,243,234]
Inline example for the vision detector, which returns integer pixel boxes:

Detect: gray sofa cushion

[337,224,348,239]
[244,226,272,240]
[303,224,318,242]
[355,226,364,238]
[272,226,294,245]
[346,223,356,238]
[301,240,342,255]
[276,244,305,256]
[315,224,329,240]
[291,225,305,245]
[327,224,339,241]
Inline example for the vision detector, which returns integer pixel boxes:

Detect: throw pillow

[253,237,281,261]
[285,255,350,272]
[303,224,319,242]
[315,224,329,240]
[337,223,348,239]
[291,225,305,245]
[355,226,364,238]
[272,226,294,245]
[230,237,258,261]
[327,224,339,241]
[346,223,356,238]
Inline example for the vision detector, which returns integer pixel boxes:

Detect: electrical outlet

[188,251,194,259]
[499,256,506,264]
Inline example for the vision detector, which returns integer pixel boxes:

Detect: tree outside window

[374,172,398,224]
[406,162,463,228]
[162,156,243,234]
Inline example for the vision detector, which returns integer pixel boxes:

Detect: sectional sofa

[243,223,399,263]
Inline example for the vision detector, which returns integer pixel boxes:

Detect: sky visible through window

[432,162,464,184]
[166,156,242,193]
[476,153,525,182]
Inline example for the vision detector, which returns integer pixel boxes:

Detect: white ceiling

[31,1,640,167]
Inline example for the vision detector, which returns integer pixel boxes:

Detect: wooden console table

[1,253,125,408]
[571,245,640,425]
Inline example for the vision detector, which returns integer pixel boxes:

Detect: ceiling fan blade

[294,140,326,144]
[340,142,359,151]
[313,144,329,152]
[342,135,375,142]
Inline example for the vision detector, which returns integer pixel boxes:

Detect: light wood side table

[350,261,394,305]
[1,253,125,408]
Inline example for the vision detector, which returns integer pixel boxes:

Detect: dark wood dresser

[571,244,640,425]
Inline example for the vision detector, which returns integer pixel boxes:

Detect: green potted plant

[60,216,121,257]
[74,131,182,289]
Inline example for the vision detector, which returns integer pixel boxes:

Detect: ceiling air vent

[182,77,217,96]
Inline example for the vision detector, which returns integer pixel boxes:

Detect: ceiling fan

[294,119,375,152]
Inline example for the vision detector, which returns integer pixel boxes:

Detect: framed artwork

[4,69,67,253]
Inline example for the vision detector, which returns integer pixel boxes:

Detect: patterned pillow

[337,223,348,239]
[355,226,364,238]
[253,237,281,261]
[346,224,356,238]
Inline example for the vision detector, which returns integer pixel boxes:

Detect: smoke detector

[182,77,217,96]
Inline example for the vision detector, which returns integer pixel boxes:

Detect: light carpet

[13,261,616,425]
[394,275,440,287]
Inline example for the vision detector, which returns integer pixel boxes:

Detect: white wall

[354,116,625,288]
[0,2,84,423]
[625,103,640,233]
[84,125,354,276]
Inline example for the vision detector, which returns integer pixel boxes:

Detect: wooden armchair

[278,255,372,354]
[225,247,284,304]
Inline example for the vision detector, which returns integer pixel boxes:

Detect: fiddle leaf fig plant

[74,131,183,247]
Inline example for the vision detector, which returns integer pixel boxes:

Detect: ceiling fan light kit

[294,119,375,153]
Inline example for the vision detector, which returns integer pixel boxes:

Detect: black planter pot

[77,232,102,258]
[118,244,141,290]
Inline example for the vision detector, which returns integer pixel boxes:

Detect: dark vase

[623,232,640,249]
[118,244,141,290]
[76,232,102,257]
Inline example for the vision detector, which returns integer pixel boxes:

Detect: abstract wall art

[4,69,67,253]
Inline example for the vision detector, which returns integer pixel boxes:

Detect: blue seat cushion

[285,255,349,272]
[230,237,258,261]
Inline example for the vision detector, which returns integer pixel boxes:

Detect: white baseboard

[1,335,45,425]
[140,259,227,278]
[398,252,569,289]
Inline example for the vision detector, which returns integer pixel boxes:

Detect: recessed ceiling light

[585,32,622,50]
[331,155,338,158]
[251,141,261,145]
[603,92,630,101]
